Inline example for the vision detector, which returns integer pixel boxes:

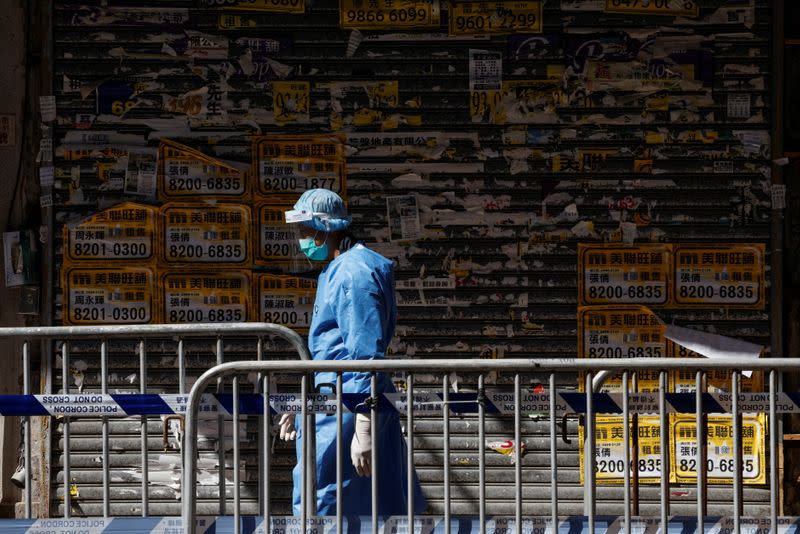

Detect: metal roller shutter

[51,0,774,518]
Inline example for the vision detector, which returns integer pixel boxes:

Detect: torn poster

[469,49,502,91]
[386,195,421,242]
[125,149,158,199]
[664,325,761,378]
[727,94,751,119]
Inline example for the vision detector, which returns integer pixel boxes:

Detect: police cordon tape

[5,516,800,534]
[2,390,800,417]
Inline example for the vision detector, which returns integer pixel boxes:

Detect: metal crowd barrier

[0,323,309,524]
[182,357,795,534]
[0,323,797,534]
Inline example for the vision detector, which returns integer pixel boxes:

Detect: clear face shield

[284,209,332,266]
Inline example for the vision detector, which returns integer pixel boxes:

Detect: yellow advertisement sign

[221,0,304,13]
[160,203,251,266]
[340,0,440,29]
[604,0,699,17]
[578,306,667,393]
[162,271,251,324]
[578,244,671,306]
[254,204,304,266]
[450,1,542,35]
[62,266,156,325]
[273,81,309,124]
[255,274,316,331]
[671,414,766,485]
[63,203,157,262]
[158,140,247,200]
[673,244,765,308]
[252,135,346,198]
[579,416,663,484]
[671,344,764,393]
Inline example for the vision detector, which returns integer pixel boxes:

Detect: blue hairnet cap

[290,189,352,232]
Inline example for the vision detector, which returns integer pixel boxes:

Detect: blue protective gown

[292,244,427,516]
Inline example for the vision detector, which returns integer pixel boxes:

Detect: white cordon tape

[13,516,800,534]
[3,391,800,417]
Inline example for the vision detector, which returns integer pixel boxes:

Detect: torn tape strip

[7,515,800,534]
[1,391,799,417]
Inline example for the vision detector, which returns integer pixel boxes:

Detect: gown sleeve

[332,270,387,361]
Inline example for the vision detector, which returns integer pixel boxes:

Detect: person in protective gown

[278,189,427,517]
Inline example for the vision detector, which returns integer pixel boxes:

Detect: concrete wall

[0,1,30,517]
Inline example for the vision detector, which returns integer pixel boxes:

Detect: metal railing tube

[23,341,31,518]
[514,373,522,534]
[622,371,630,534]
[300,374,308,532]
[733,371,742,533]
[371,373,378,534]
[263,369,271,534]
[769,369,778,534]
[443,373,451,534]
[696,370,705,531]
[549,373,557,533]
[216,338,225,516]
[336,373,343,534]
[584,371,596,533]
[407,373,415,533]
[233,376,241,534]
[139,340,149,516]
[101,340,110,517]
[478,374,486,534]
[659,370,669,533]
[61,341,70,518]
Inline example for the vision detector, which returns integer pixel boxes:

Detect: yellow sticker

[64,203,157,262]
[340,0,440,29]
[578,306,668,393]
[578,244,672,306]
[671,414,766,485]
[273,81,309,124]
[673,244,765,308]
[675,130,718,144]
[255,274,316,331]
[634,159,653,173]
[158,140,247,200]
[162,271,251,324]
[160,203,251,266]
[471,79,562,124]
[62,266,156,325]
[604,0,699,17]
[578,148,619,171]
[469,89,502,123]
[220,0,304,13]
[61,147,129,161]
[580,415,664,484]
[252,135,346,198]
[450,1,542,35]
[162,93,205,117]
[218,14,258,28]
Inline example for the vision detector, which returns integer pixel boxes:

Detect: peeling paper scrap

[664,325,761,378]
[486,439,526,462]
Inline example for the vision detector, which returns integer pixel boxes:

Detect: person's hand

[278,413,297,441]
[350,413,372,476]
